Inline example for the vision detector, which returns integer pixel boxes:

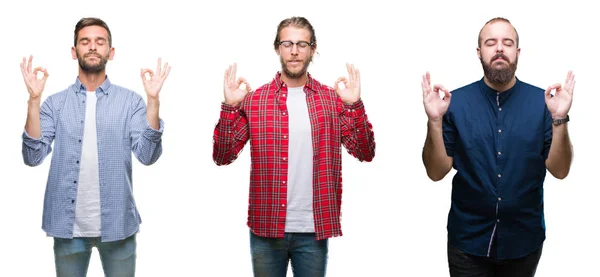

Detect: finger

[20,57,26,78]
[33,67,44,78]
[426,71,431,86]
[421,81,428,99]
[355,67,360,86]
[238,77,252,92]
[544,86,553,101]
[566,71,575,94]
[232,63,238,83]
[141,69,154,80]
[443,90,452,102]
[162,65,171,80]
[42,68,49,79]
[156,57,162,75]
[225,65,232,82]
[27,55,33,73]
[433,84,446,93]
[337,77,349,87]
[161,61,169,76]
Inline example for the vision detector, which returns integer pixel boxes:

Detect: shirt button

[71,200,75,204]
[282,157,287,161]
[497,219,500,222]
[76,160,79,164]
[283,112,287,116]
[283,135,287,139]
[281,204,286,207]
[498,197,502,201]
[498,129,502,133]
[282,181,286,185]
[282,94,286,97]
[80,120,84,124]
[499,108,502,111]
[78,139,82,143]
[498,174,502,178]
[74,181,77,184]
[497,152,501,155]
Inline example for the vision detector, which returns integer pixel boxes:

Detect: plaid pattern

[213,72,375,240]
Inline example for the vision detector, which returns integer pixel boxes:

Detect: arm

[340,98,375,162]
[422,118,453,181]
[334,63,375,162]
[20,55,54,166]
[544,71,575,179]
[421,72,453,181]
[545,123,572,179]
[130,95,164,165]
[22,98,56,166]
[212,103,250,165]
[134,58,171,165]
[213,63,252,165]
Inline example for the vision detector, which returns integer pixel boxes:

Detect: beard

[480,53,518,85]
[280,55,312,79]
[77,50,109,73]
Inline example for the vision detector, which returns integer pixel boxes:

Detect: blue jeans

[53,234,136,277]
[250,231,328,277]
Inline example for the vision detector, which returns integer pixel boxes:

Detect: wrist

[552,114,569,125]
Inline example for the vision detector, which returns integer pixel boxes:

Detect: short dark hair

[74,17,112,47]
[478,17,519,48]
[273,16,317,50]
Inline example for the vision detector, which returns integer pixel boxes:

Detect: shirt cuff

[143,118,164,142]
[342,98,365,117]
[221,102,241,120]
[22,129,43,149]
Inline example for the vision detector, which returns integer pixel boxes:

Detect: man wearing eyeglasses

[421,17,574,276]
[212,16,376,277]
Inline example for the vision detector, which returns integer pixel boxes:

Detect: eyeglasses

[279,40,314,52]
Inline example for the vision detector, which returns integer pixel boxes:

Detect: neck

[78,69,107,92]
[483,75,516,93]
[281,71,308,88]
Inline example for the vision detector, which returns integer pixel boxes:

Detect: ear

[108,47,115,60]
[71,46,77,60]
[476,47,481,59]
[516,47,521,58]
[275,48,281,56]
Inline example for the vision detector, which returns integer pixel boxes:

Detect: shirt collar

[478,76,520,100]
[272,71,318,94]
[73,75,112,95]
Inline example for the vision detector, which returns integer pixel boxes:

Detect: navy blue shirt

[443,77,552,259]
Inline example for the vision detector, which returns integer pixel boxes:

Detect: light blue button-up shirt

[22,76,164,242]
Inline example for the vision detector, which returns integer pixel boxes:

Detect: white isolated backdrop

[0,0,597,276]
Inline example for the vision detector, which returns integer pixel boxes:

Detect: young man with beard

[21,17,171,276]
[212,16,376,277]
[421,17,574,276]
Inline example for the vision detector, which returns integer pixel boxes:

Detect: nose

[495,43,504,53]
[290,44,299,55]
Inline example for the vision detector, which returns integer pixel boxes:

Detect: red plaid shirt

[213,72,375,240]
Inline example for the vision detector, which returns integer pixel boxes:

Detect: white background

[0,0,597,276]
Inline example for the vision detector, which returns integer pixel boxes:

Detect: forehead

[279,26,311,41]
[480,21,517,40]
[77,25,109,40]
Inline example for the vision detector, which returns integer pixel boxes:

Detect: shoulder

[450,80,480,96]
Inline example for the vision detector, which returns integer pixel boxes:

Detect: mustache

[84,52,102,58]
[491,53,510,63]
